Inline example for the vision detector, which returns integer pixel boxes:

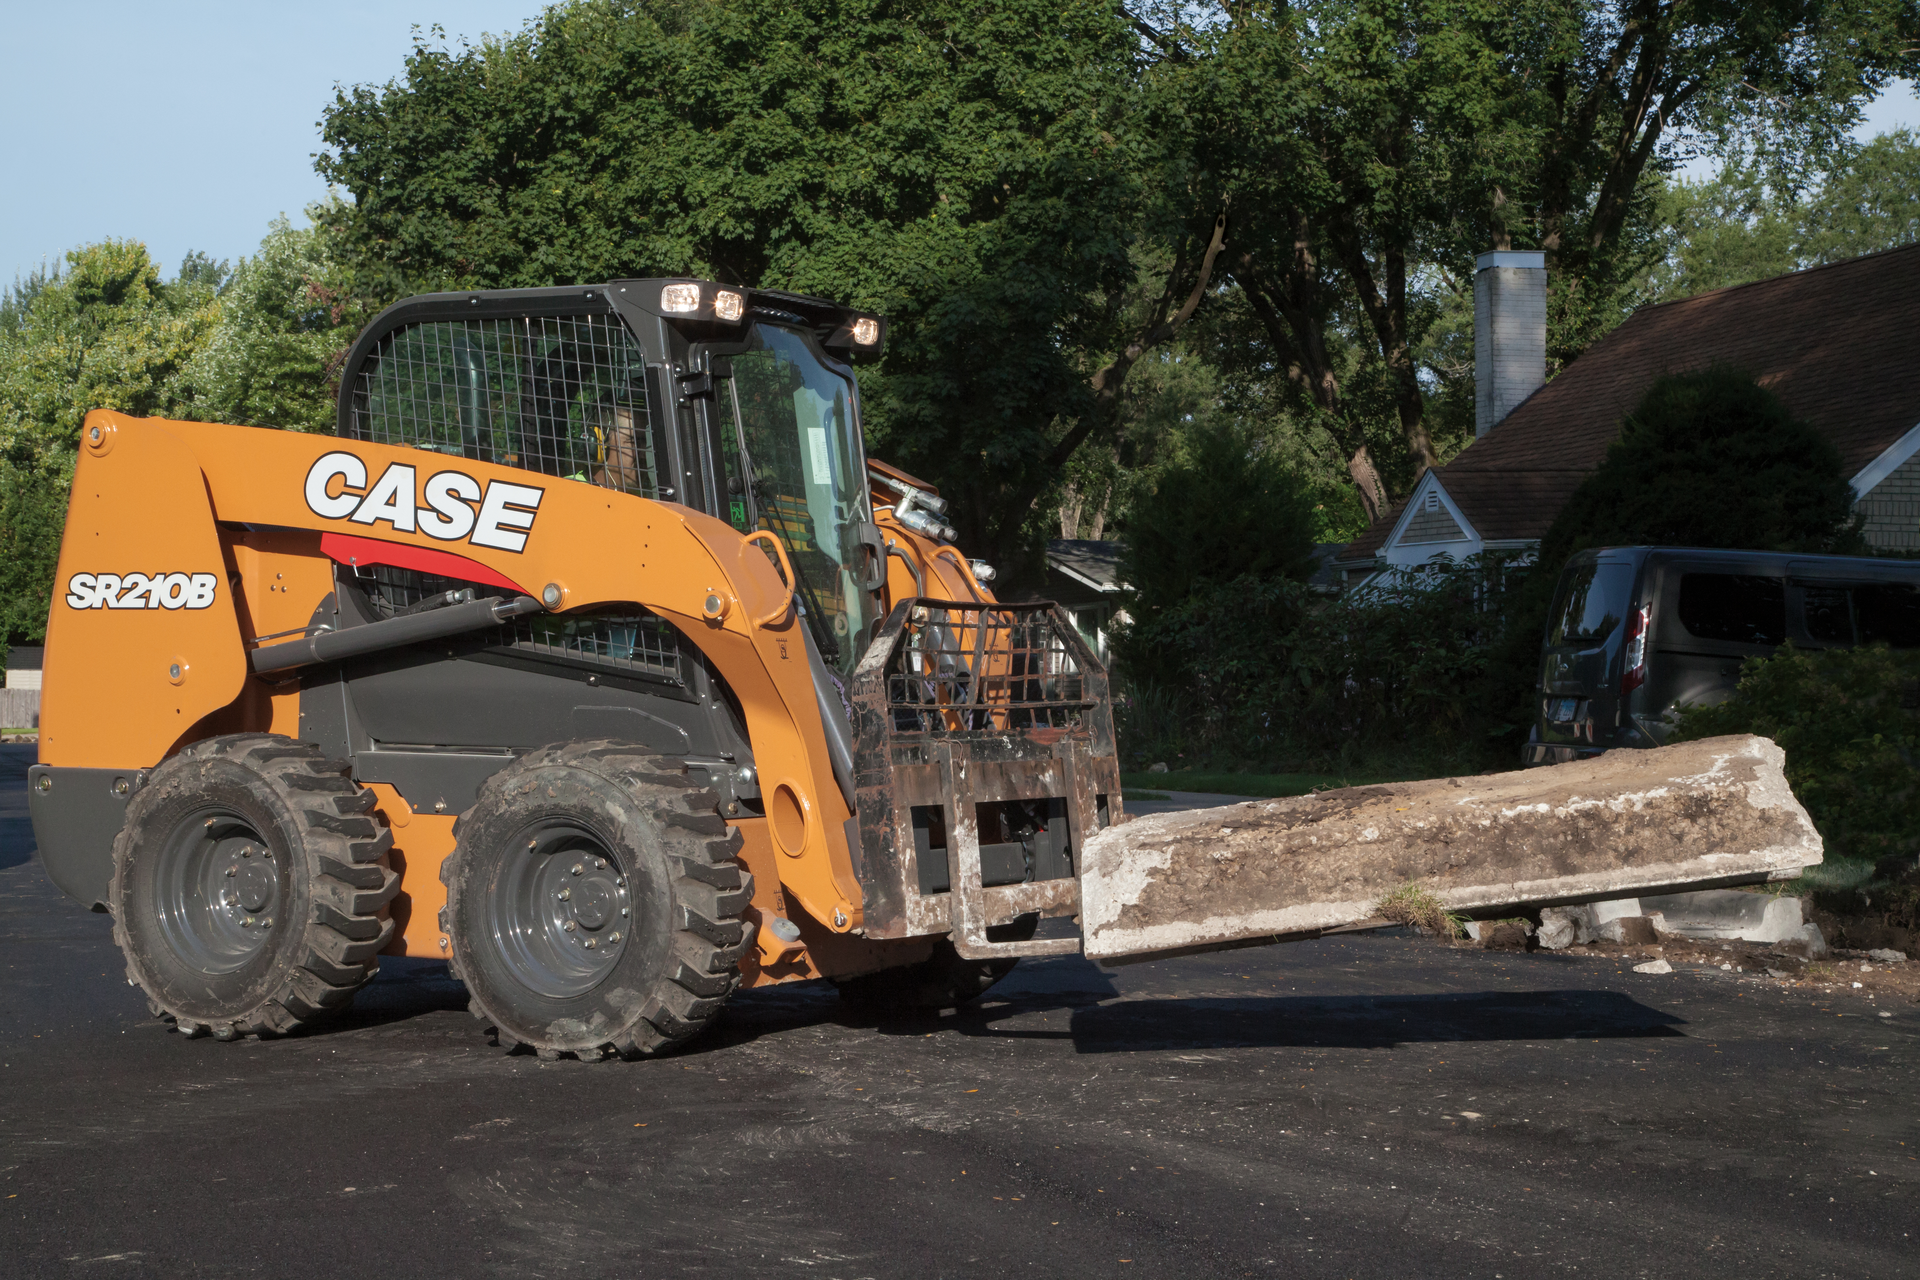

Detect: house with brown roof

[1335,244,1920,582]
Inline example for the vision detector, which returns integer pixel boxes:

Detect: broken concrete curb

[1080,735,1822,963]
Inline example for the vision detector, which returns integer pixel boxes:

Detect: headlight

[714,290,745,321]
[660,283,700,313]
[851,317,880,346]
[969,560,996,584]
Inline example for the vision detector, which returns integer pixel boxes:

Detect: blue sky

[0,1,541,287]
[1,5,1916,290]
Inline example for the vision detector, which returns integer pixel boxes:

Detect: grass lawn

[1119,769,1429,798]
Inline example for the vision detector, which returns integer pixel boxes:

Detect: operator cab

[335,279,890,676]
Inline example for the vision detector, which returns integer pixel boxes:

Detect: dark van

[1523,547,1920,766]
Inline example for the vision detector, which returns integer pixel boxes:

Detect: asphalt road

[1,743,1915,1278]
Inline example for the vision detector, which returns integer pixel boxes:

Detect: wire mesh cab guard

[850,598,1124,958]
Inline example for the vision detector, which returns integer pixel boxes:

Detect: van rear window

[1678,574,1785,646]
[1549,562,1634,646]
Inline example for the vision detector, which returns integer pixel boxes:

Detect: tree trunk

[1231,233,1390,524]
[990,212,1231,564]
[1330,230,1437,482]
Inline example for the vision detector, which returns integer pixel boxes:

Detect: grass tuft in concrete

[1375,883,1468,940]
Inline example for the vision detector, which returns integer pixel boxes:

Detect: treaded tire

[834,915,1038,1013]
[109,734,398,1040]
[441,741,753,1061]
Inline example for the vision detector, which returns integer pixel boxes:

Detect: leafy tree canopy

[1652,129,1920,300]
[317,0,1180,568]
[177,202,374,435]
[0,240,221,463]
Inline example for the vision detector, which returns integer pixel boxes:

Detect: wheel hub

[488,823,629,1000]
[158,814,281,975]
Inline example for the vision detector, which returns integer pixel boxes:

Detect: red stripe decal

[319,533,527,595]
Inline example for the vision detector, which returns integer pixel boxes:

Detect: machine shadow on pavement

[1060,989,1686,1052]
[183,939,1689,1058]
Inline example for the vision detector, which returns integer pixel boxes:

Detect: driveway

[1,744,1913,1277]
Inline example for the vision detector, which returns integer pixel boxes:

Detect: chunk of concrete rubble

[1638,889,1808,943]
[1866,948,1908,963]
[1462,919,1533,942]
[1538,899,1652,949]
[1079,734,1822,963]
[1600,916,1660,946]
[1633,959,1674,974]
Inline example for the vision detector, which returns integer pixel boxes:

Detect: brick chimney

[1473,250,1546,437]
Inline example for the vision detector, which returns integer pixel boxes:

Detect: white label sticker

[806,426,831,488]
[65,572,217,610]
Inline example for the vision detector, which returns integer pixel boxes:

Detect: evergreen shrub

[1670,645,1920,864]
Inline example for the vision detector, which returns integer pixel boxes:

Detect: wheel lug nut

[558,888,571,901]
[261,917,273,927]
[620,908,628,918]
[242,917,254,928]
[571,863,584,876]
[609,932,622,944]
[584,939,597,950]
[593,857,605,869]
[563,921,576,932]
[226,866,237,877]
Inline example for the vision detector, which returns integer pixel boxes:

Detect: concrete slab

[1082,735,1821,963]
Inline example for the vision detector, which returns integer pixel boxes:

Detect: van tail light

[1621,604,1650,695]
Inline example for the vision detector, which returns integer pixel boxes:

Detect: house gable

[1381,474,1482,566]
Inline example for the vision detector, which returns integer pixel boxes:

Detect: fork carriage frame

[850,598,1124,959]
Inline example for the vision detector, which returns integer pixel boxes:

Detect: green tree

[1117,422,1319,623]
[1651,129,1920,301]
[1129,0,1916,518]
[178,204,377,434]
[1536,366,1863,568]
[0,240,221,462]
[316,0,1224,572]
[0,241,224,643]
[0,453,71,646]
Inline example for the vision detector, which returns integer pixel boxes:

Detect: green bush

[1537,366,1862,569]
[0,452,73,645]
[1113,552,1522,772]
[1118,423,1320,624]
[1670,645,1920,863]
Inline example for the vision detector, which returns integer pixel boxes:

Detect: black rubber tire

[441,741,754,1061]
[109,734,398,1041]
[835,914,1038,1013]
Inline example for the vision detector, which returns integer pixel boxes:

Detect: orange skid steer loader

[28,280,1118,1058]
[27,280,1820,1060]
